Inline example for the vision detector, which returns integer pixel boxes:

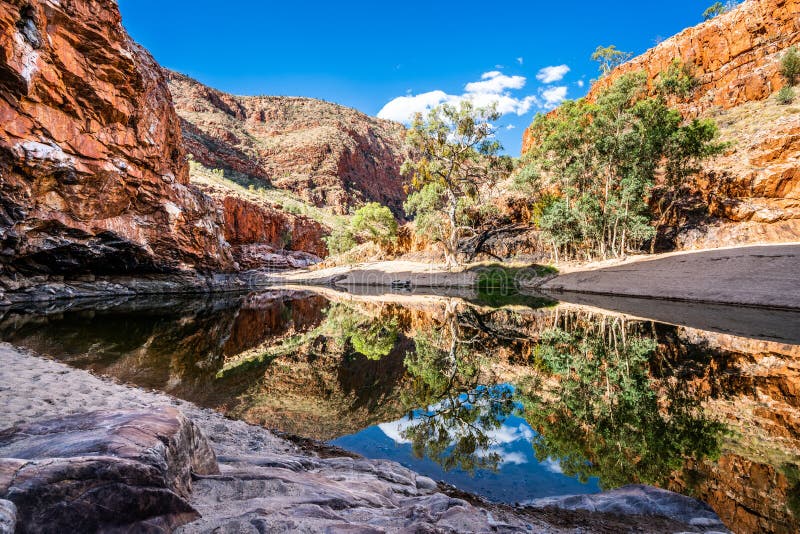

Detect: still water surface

[1,288,798,533]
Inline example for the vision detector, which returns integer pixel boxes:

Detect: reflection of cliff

[659,327,800,533]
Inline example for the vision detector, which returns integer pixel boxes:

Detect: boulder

[0,407,220,532]
[526,484,731,533]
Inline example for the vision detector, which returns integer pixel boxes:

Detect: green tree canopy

[351,202,399,246]
[591,45,632,76]
[781,46,800,87]
[517,72,725,260]
[402,101,513,267]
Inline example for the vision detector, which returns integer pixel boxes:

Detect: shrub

[351,202,398,246]
[702,1,739,20]
[781,46,800,86]
[777,86,796,105]
[656,60,698,99]
[324,226,357,255]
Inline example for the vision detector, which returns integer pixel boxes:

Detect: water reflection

[1,289,799,533]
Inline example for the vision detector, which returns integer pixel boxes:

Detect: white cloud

[536,65,570,84]
[465,71,526,94]
[378,71,541,123]
[376,90,458,123]
[517,57,524,65]
[506,124,516,130]
[541,86,568,107]
[577,80,585,88]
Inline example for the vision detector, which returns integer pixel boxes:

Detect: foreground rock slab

[0,407,218,532]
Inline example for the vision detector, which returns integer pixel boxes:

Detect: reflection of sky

[331,413,601,504]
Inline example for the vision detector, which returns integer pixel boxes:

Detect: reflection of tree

[518,313,725,488]
[399,307,519,473]
[325,303,399,360]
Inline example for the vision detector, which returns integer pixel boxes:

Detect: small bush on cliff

[591,45,632,76]
[351,202,398,247]
[656,60,698,99]
[777,86,796,105]
[781,46,800,87]
[702,1,739,20]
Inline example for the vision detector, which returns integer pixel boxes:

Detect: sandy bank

[0,344,730,533]
[540,243,800,310]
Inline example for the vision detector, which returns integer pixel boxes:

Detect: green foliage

[656,59,698,99]
[324,303,399,361]
[703,2,726,19]
[777,85,796,105]
[519,316,726,488]
[476,265,519,293]
[402,101,513,266]
[351,202,398,246]
[591,45,632,76]
[702,1,740,20]
[781,46,800,86]
[323,226,357,255]
[323,202,398,255]
[516,72,725,260]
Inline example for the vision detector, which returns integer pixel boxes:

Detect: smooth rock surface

[0,407,219,532]
[0,500,15,534]
[526,484,730,533]
[541,244,800,310]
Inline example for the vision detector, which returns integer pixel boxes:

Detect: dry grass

[189,160,347,229]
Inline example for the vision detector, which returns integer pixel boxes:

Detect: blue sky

[119,0,712,154]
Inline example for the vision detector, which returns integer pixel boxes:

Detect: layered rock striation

[0,0,235,279]
[167,71,411,216]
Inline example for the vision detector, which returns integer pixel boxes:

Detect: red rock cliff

[521,0,800,251]
[0,0,235,276]
[522,0,800,153]
[166,72,411,217]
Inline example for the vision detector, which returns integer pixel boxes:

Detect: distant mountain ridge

[166,71,411,217]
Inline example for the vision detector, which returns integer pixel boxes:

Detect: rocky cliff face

[167,71,410,217]
[191,176,329,269]
[522,0,800,251]
[0,0,235,278]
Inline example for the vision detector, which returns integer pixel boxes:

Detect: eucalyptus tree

[402,101,513,267]
[518,72,724,260]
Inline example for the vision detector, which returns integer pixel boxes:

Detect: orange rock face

[521,0,800,251]
[522,0,800,153]
[220,195,327,259]
[0,0,234,276]
[167,72,411,217]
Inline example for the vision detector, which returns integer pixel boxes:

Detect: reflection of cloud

[541,458,563,473]
[378,417,414,444]
[477,447,529,465]
[484,423,534,445]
